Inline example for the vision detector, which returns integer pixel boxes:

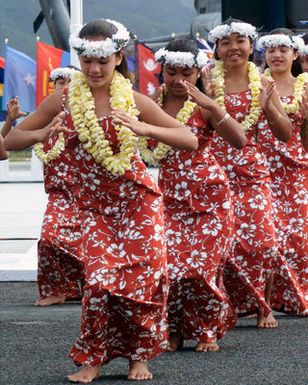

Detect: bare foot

[67,365,101,383]
[167,333,183,352]
[127,361,153,381]
[195,341,220,352]
[34,295,65,306]
[257,312,279,328]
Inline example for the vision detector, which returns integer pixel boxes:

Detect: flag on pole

[196,36,214,59]
[36,41,70,106]
[2,46,36,113]
[0,57,5,112]
[136,43,161,96]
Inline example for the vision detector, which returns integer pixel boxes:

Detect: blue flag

[2,46,36,113]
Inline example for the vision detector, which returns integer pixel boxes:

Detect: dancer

[208,20,292,328]
[50,66,79,91]
[257,29,308,315]
[4,19,197,383]
[140,38,246,352]
[33,65,85,306]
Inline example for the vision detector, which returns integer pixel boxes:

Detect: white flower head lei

[299,45,308,57]
[50,67,78,81]
[155,48,209,68]
[69,19,131,58]
[257,34,305,52]
[208,22,258,44]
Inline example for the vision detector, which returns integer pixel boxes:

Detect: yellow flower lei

[33,133,66,164]
[264,68,308,114]
[68,71,139,176]
[138,99,196,166]
[212,61,262,131]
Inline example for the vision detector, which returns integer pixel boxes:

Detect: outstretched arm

[1,97,27,139]
[4,92,65,151]
[112,91,198,151]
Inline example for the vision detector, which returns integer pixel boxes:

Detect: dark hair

[160,38,204,92]
[303,33,308,45]
[213,18,254,61]
[79,19,129,79]
[263,28,302,76]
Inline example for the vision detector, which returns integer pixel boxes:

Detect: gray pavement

[1,282,307,385]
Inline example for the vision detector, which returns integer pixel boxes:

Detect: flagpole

[70,0,83,68]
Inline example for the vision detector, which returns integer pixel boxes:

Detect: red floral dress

[158,109,237,343]
[62,112,169,366]
[211,90,278,317]
[37,96,84,300]
[258,95,308,315]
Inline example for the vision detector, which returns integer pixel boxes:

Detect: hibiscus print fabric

[159,109,237,343]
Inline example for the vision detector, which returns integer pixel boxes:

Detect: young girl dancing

[139,37,246,352]
[208,20,292,328]
[257,29,308,315]
[4,19,197,383]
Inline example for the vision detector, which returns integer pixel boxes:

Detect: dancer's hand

[299,84,308,121]
[260,76,276,110]
[112,109,151,136]
[201,66,215,97]
[7,97,27,122]
[37,112,70,143]
[181,80,215,111]
[151,84,167,106]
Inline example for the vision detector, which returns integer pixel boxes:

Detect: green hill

[0,0,196,59]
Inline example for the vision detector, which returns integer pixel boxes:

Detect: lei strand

[138,99,196,166]
[34,133,66,164]
[264,68,308,114]
[212,61,262,131]
[68,71,139,175]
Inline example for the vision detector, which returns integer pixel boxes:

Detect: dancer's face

[265,46,298,75]
[163,65,200,97]
[300,55,308,73]
[79,35,123,89]
[54,78,70,91]
[216,33,253,68]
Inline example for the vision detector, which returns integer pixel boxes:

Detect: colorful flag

[2,46,36,113]
[36,41,70,106]
[136,43,161,96]
[0,57,5,111]
[196,36,214,59]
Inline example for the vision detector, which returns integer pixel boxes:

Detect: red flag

[36,41,70,106]
[137,43,161,96]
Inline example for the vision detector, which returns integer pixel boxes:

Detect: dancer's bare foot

[167,333,183,352]
[67,365,101,383]
[127,361,153,381]
[34,295,65,306]
[257,312,279,328]
[195,341,220,352]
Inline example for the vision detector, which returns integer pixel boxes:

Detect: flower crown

[299,45,308,56]
[154,48,209,68]
[69,19,130,58]
[50,67,78,81]
[208,22,258,44]
[257,34,305,51]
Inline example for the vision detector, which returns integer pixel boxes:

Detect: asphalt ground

[1,282,307,385]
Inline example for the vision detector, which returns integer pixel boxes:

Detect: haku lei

[264,68,308,114]
[212,60,262,131]
[138,99,196,166]
[69,70,139,175]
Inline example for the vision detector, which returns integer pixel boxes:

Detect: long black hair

[78,19,130,79]
[160,38,204,92]
[263,28,302,77]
